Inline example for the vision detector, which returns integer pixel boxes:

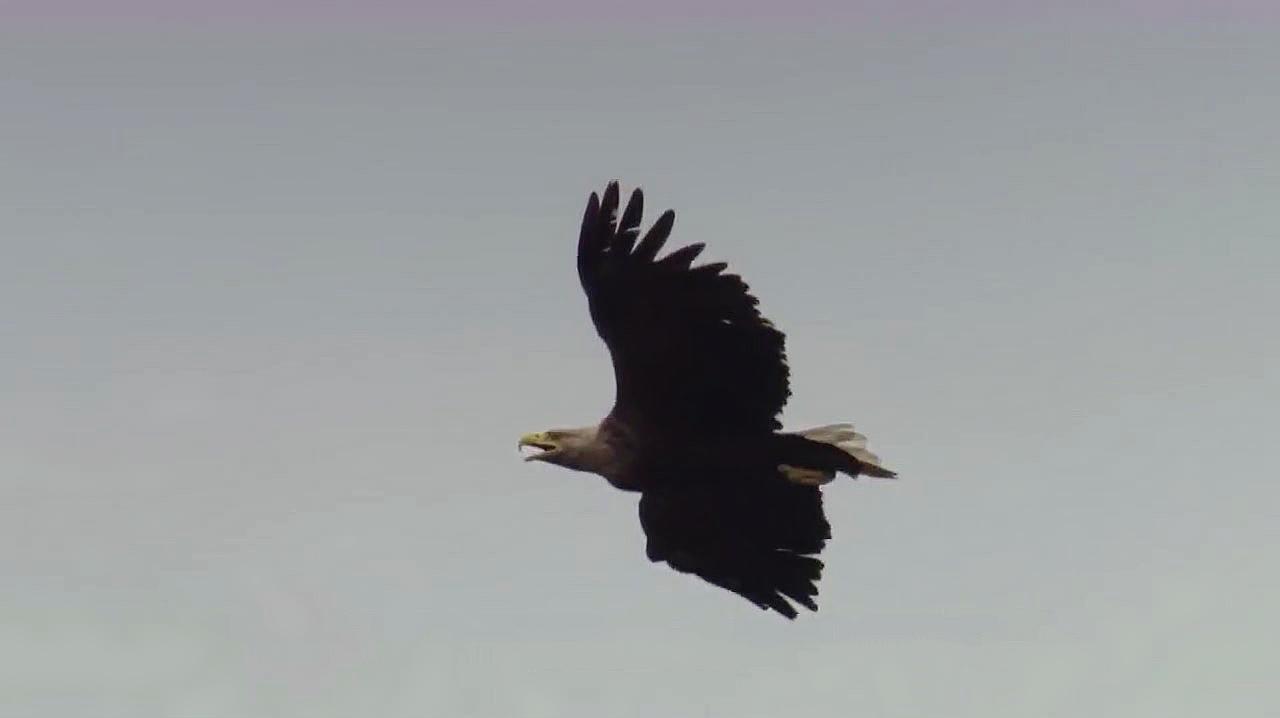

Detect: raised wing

[577,182,790,439]
[638,475,831,619]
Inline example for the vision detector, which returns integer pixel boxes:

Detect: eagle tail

[775,424,896,483]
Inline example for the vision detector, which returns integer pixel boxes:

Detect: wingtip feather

[634,208,675,262]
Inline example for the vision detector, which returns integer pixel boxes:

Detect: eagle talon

[779,464,836,486]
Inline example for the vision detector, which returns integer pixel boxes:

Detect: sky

[2,5,1278,717]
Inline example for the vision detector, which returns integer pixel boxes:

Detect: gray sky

[2,13,1277,717]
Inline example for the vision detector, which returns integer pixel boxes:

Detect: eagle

[519,182,895,619]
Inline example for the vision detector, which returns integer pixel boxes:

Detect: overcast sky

[2,5,1277,717]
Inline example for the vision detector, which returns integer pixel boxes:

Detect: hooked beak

[518,432,558,462]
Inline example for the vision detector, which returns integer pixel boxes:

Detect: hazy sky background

[2,5,1277,716]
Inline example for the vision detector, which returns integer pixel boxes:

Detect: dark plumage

[520,182,895,619]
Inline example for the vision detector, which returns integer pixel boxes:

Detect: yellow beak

[518,432,557,461]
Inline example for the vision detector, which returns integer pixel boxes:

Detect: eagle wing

[638,474,831,619]
[577,182,790,440]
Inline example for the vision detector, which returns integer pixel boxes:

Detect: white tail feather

[797,423,895,478]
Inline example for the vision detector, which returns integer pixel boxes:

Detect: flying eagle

[519,182,895,619]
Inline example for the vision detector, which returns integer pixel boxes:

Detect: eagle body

[520,182,894,619]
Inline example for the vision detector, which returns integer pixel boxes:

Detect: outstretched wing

[577,182,789,440]
[638,474,831,619]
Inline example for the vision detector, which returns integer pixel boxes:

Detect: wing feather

[633,209,674,262]
[639,474,830,619]
[577,181,790,439]
[615,188,644,255]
